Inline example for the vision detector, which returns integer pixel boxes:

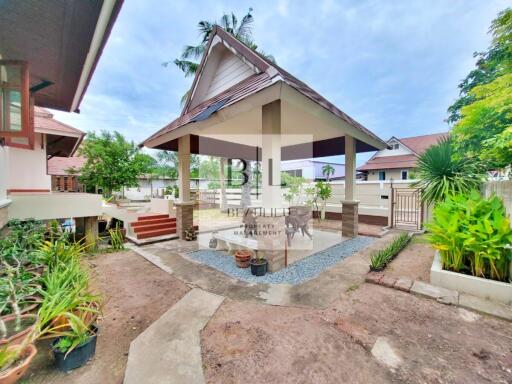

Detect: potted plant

[184,226,197,241]
[0,265,38,348]
[234,250,251,268]
[249,254,268,276]
[0,343,37,384]
[51,323,98,372]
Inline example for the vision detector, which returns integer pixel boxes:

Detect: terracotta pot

[235,250,251,268]
[0,344,37,384]
[0,314,38,348]
[50,302,100,333]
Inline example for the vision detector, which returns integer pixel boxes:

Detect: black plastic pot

[52,325,98,372]
[250,259,268,276]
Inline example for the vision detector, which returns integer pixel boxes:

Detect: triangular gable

[183,26,274,114]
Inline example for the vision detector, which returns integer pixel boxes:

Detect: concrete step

[138,214,169,221]
[132,222,176,233]
[131,217,175,227]
[136,227,177,239]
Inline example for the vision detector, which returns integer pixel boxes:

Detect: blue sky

[53,0,509,165]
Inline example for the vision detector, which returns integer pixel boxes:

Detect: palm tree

[322,164,335,182]
[164,9,275,103]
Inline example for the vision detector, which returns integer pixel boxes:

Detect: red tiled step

[131,217,175,227]
[136,227,177,239]
[138,214,169,221]
[132,222,176,234]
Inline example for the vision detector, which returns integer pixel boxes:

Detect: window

[0,61,30,138]
[393,143,399,150]
[379,171,386,181]
[285,169,302,178]
[401,170,408,180]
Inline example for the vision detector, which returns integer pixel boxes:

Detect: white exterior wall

[366,168,411,181]
[204,50,254,100]
[7,134,51,191]
[0,146,9,201]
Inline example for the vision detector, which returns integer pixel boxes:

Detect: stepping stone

[124,288,224,384]
[371,336,402,370]
[394,277,413,292]
[459,293,512,321]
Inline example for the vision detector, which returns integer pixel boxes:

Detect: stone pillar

[219,157,227,211]
[341,201,359,238]
[84,216,99,249]
[175,201,194,240]
[256,215,286,272]
[261,100,282,209]
[178,135,191,203]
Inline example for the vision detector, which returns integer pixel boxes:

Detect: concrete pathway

[124,288,224,384]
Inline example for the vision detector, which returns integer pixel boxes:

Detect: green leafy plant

[369,233,411,271]
[427,191,512,281]
[411,137,484,205]
[108,223,125,251]
[315,181,332,220]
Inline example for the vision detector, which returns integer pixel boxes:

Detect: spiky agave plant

[411,137,484,205]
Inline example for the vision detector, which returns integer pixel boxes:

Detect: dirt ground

[385,234,434,281]
[201,284,512,384]
[312,218,386,237]
[23,250,190,384]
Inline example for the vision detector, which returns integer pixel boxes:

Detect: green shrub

[370,233,410,270]
[108,223,125,251]
[427,191,512,281]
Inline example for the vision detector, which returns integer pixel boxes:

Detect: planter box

[430,251,512,305]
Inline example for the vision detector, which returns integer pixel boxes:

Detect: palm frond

[237,8,254,40]
[173,59,199,77]
[181,45,205,60]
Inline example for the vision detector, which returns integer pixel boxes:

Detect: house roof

[0,0,123,112]
[47,156,86,176]
[34,107,85,157]
[142,26,386,150]
[358,132,448,171]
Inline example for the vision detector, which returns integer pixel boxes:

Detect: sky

[52,0,510,165]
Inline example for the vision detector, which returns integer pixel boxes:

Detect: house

[281,160,347,180]
[140,26,387,269]
[0,0,123,236]
[358,132,448,181]
[48,154,87,193]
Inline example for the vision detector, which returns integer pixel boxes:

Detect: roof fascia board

[35,127,82,138]
[70,0,119,112]
[280,83,387,151]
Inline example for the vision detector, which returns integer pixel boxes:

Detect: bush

[426,191,512,281]
[369,233,410,271]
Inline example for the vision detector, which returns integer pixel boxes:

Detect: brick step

[132,222,176,234]
[136,227,177,239]
[138,214,170,221]
[131,217,176,227]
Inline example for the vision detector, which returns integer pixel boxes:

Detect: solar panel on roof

[190,98,231,123]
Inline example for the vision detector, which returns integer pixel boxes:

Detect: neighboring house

[47,154,87,192]
[358,132,448,181]
[282,160,347,181]
[0,1,123,231]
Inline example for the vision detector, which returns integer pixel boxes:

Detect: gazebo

[142,26,386,271]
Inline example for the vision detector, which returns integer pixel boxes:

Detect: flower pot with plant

[234,250,251,268]
[0,343,37,384]
[51,324,98,372]
[249,254,268,276]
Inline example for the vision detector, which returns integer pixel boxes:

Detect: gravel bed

[187,236,374,285]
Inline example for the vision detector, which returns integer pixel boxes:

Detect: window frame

[378,171,386,181]
[0,60,31,139]
[401,169,408,180]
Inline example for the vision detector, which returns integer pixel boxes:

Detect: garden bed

[187,236,374,285]
[430,251,512,305]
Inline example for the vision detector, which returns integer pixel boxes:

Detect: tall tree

[322,164,335,182]
[449,8,512,170]
[77,131,153,197]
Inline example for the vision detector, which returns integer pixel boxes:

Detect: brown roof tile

[47,156,86,176]
[399,132,448,155]
[357,154,418,171]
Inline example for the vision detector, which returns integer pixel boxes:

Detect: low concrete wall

[0,202,9,229]
[8,193,102,221]
[149,198,175,217]
[430,251,512,305]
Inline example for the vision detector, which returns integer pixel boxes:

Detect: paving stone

[371,337,402,370]
[459,293,512,322]
[335,318,375,349]
[380,275,398,288]
[394,277,413,292]
[410,281,458,305]
[365,272,384,284]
